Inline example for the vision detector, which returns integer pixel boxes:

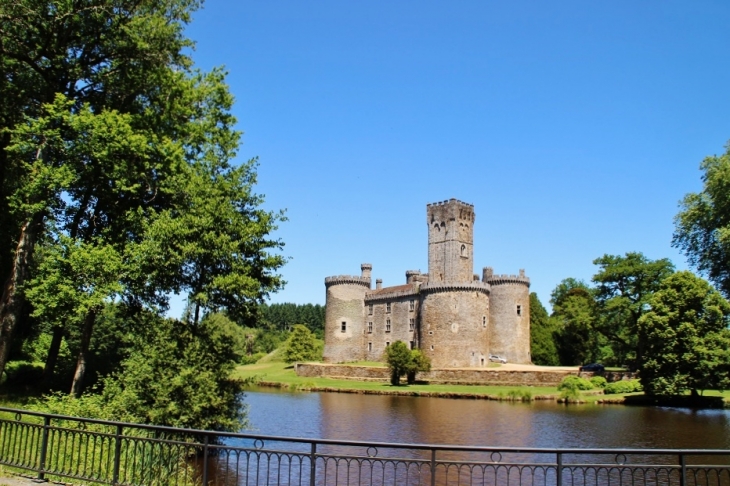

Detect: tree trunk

[70,307,98,397]
[0,213,44,379]
[43,325,65,386]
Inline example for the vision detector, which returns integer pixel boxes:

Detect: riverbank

[234,362,730,406]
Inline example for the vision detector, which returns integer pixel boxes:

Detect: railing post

[430,448,436,486]
[556,452,563,486]
[112,424,123,485]
[37,415,51,482]
[309,442,317,486]
[202,435,210,486]
[679,453,686,486]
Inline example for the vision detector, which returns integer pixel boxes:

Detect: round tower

[485,268,531,364]
[322,264,371,363]
[418,282,490,368]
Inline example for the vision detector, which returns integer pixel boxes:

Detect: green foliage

[550,279,600,365]
[240,352,266,365]
[281,325,321,363]
[674,142,730,298]
[592,252,675,369]
[558,375,594,391]
[638,271,730,397]
[529,292,560,365]
[2,361,43,387]
[385,341,413,386]
[505,388,533,401]
[590,376,608,389]
[258,303,325,337]
[604,379,643,395]
[386,342,432,386]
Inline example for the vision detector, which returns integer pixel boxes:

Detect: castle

[323,199,531,368]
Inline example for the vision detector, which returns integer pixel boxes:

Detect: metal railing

[1,406,729,485]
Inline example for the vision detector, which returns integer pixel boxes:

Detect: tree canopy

[674,143,730,298]
[638,271,730,397]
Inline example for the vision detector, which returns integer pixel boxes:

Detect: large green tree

[281,324,321,363]
[529,292,560,366]
[0,0,203,378]
[638,271,730,397]
[674,143,730,298]
[550,280,600,366]
[592,252,674,369]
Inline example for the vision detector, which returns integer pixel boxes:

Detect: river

[243,388,730,449]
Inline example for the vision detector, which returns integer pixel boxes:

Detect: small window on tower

[386,342,390,348]
[409,341,414,349]
[386,302,391,313]
[409,318,415,331]
[482,316,486,328]
[368,304,373,315]
[461,244,466,257]
[368,321,373,333]
[341,321,347,332]
[409,300,415,311]
[368,342,372,352]
[386,319,391,332]
[517,305,522,316]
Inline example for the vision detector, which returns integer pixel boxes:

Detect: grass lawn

[234,362,559,398]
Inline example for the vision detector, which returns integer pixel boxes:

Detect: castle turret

[427,199,474,283]
[486,269,531,364]
[323,269,370,363]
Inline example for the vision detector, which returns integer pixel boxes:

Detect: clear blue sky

[171,1,730,317]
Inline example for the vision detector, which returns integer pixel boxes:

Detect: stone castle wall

[323,277,369,363]
[419,282,490,368]
[363,292,419,361]
[427,200,474,283]
[487,274,531,364]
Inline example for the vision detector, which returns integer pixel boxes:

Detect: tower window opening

[409,318,415,331]
[386,342,390,348]
[368,304,373,315]
[386,319,391,332]
[461,244,466,257]
[482,316,486,328]
[517,305,522,316]
[368,342,372,352]
[410,341,414,349]
[386,302,391,313]
[430,345,434,350]
[341,321,347,332]
[368,321,373,333]
[409,300,415,311]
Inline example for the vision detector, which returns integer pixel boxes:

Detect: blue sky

[171,1,730,316]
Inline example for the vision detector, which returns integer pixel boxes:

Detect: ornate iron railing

[0,406,729,485]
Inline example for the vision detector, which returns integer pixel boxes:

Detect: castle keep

[323,199,531,368]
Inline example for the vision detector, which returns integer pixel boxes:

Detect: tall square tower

[426,199,475,283]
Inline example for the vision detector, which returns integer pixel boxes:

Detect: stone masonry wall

[323,280,368,363]
[419,285,489,368]
[363,295,418,361]
[488,279,531,364]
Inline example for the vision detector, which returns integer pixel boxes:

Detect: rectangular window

[482,316,487,328]
[368,342,372,352]
[517,305,522,316]
[409,341,414,349]
[368,304,373,315]
[368,321,373,333]
[341,321,346,332]
[386,302,391,313]
[386,342,390,348]
[409,318,414,331]
[386,319,391,332]
[409,300,415,311]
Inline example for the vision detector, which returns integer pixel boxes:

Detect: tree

[406,349,431,385]
[529,292,560,366]
[674,143,730,298]
[385,341,413,386]
[282,324,320,364]
[638,271,730,397]
[550,279,599,365]
[0,0,209,378]
[592,252,674,368]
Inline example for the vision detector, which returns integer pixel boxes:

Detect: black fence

[1,406,729,485]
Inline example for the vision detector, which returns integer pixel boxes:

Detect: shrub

[604,379,643,395]
[240,352,265,365]
[282,325,321,363]
[590,376,608,389]
[2,361,44,387]
[558,375,594,391]
[506,388,533,401]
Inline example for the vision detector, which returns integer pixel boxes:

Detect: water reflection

[244,389,730,450]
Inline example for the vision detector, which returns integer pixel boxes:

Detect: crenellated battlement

[324,275,372,288]
[420,281,490,296]
[486,275,531,287]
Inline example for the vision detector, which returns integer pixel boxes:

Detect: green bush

[590,376,608,389]
[558,375,594,391]
[240,352,265,365]
[604,379,643,394]
[506,388,533,401]
[2,361,44,387]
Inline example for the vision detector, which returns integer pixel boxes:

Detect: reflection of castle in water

[324,199,532,367]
